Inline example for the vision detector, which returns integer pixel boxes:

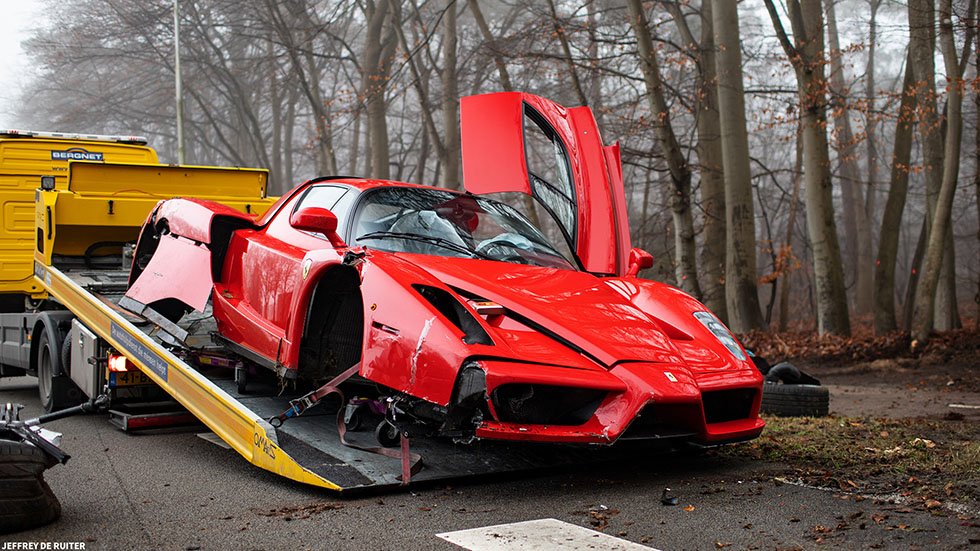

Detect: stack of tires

[761,382,830,417]
[752,359,830,417]
[0,438,62,534]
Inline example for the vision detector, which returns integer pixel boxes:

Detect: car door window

[523,107,576,247]
[295,185,349,212]
[292,185,350,240]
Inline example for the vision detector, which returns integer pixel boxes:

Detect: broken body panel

[124,93,764,449]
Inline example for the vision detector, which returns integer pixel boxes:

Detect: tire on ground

[0,439,61,534]
[760,382,830,417]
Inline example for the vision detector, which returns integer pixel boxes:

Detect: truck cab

[0,130,158,302]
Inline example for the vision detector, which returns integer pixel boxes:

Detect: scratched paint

[410,317,435,387]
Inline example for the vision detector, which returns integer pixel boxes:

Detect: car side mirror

[627,248,653,277]
[290,207,346,248]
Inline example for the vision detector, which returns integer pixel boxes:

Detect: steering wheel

[476,234,532,264]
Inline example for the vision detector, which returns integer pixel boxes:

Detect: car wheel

[36,331,84,414]
[374,421,401,448]
[344,407,364,432]
[0,439,61,534]
[760,382,830,417]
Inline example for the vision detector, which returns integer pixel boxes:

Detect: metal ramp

[206,372,644,493]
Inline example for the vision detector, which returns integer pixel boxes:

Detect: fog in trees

[15,0,980,342]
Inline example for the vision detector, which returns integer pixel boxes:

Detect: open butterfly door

[460,92,631,276]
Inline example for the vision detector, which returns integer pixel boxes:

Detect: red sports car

[123,92,764,447]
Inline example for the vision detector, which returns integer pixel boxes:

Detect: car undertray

[205,369,697,493]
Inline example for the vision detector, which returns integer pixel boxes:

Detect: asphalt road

[1,377,975,550]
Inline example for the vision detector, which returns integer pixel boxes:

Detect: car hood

[394,253,685,367]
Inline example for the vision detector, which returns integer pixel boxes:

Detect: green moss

[721,415,980,503]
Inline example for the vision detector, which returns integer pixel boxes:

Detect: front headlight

[693,311,746,361]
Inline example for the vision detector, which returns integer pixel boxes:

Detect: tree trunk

[284,86,297,187]
[864,0,881,317]
[468,0,513,91]
[712,0,766,332]
[269,38,283,194]
[546,0,588,106]
[441,0,461,189]
[669,0,728,320]
[912,0,965,342]
[779,121,804,331]
[627,0,702,298]
[467,0,542,229]
[873,53,916,334]
[362,0,394,180]
[824,0,864,309]
[765,0,851,335]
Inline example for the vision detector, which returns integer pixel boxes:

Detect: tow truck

[0,130,638,493]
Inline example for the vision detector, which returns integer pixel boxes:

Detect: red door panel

[460,92,631,275]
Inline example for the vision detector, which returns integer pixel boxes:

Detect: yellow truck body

[0,132,273,298]
[1,134,159,297]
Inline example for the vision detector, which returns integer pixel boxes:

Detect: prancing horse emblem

[302,258,313,280]
[664,371,678,382]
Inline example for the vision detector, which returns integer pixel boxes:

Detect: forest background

[12,0,980,345]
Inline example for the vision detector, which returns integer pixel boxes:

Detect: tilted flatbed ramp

[36,263,645,493]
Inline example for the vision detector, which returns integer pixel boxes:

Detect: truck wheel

[0,439,62,534]
[760,382,830,417]
[36,331,83,414]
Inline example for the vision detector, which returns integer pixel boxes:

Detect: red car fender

[156,197,257,244]
[357,252,497,405]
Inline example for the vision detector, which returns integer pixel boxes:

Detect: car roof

[259,177,462,226]
[307,177,456,194]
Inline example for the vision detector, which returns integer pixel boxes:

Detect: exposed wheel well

[299,266,363,383]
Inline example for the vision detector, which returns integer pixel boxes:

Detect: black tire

[0,439,56,477]
[0,477,62,534]
[760,382,830,417]
[374,421,401,448]
[0,439,61,534]
[36,330,83,414]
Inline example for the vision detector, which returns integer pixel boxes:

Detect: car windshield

[352,187,577,270]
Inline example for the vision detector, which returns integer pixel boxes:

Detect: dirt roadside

[722,327,980,546]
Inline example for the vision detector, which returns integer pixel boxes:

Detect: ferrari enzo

[123,92,765,447]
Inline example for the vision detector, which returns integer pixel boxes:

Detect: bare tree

[713,0,766,332]
[441,0,461,189]
[825,0,873,315]
[667,0,728,321]
[911,0,968,342]
[361,0,397,179]
[765,0,851,336]
[873,53,916,334]
[627,0,702,299]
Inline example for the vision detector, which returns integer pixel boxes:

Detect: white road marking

[437,518,659,551]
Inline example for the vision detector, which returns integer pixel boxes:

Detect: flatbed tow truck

[0,131,635,494]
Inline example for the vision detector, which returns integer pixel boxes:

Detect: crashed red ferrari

[123,92,764,448]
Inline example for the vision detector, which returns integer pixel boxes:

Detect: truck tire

[0,439,61,534]
[36,330,83,414]
[760,382,830,417]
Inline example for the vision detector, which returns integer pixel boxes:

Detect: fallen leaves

[909,438,936,449]
[739,326,978,364]
[253,502,344,520]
